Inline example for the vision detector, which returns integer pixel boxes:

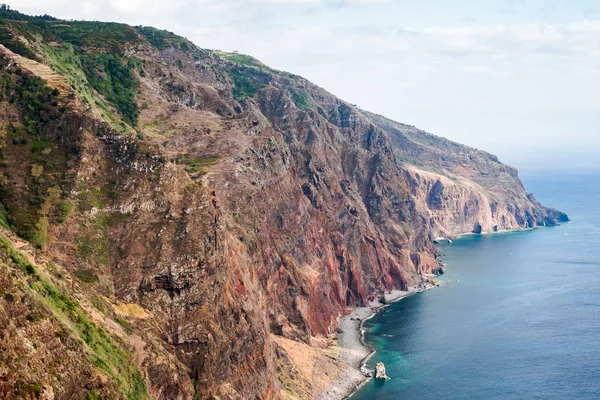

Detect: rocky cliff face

[0,8,567,400]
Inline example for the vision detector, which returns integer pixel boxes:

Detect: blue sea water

[351,173,600,400]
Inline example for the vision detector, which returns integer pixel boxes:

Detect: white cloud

[250,0,320,4]
[185,17,599,170]
[5,0,600,171]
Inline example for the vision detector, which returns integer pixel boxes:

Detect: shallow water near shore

[351,173,600,399]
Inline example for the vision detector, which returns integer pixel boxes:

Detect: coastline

[319,284,434,400]
[436,226,538,243]
[321,226,544,399]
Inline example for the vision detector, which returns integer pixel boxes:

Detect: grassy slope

[0,231,149,399]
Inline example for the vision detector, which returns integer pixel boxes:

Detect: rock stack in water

[375,362,390,380]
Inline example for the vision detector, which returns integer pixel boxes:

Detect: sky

[6,0,600,173]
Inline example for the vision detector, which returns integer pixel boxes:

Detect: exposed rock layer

[0,10,567,400]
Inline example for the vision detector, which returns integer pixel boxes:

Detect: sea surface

[352,173,600,400]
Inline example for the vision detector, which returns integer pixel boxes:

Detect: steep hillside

[0,7,567,400]
[364,111,567,237]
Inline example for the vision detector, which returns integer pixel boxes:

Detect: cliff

[0,7,567,400]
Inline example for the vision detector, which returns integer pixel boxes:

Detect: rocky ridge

[0,7,567,400]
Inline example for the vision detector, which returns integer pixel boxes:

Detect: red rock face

[0,18,567,400]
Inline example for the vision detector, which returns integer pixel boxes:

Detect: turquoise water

[352,173,600,400]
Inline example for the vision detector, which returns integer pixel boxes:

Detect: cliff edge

[0,7,567,400]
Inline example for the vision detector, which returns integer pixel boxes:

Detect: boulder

[374,362,390,380]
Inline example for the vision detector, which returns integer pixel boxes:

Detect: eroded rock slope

[0,8,567,400]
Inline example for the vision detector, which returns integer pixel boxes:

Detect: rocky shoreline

[319,285,435,400]
[322,226,555,400]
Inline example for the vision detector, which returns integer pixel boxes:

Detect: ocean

[351,173,600,400]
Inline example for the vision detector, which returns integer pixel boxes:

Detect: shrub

[135,25,188,51]
[177,156,219,176]
[73,269,99,284]
[291,89,311,111]
[30,216,48,249]
[6,73,61,136]
[0,234,36,275]
[55,200,74,224]
[0,205,9,230]
[31,164,44,178]
[87,390,102,400]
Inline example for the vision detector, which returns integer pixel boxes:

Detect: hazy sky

[7,0,600,172]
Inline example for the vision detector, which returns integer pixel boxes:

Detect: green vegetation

[31,164,43,178]
[127,57,145,77]
[177,156,219,177]
[41,280,75,311]
[0,8,140,131]
[0,23,39,60]
[114,313,132,332]
[0,4,57,23]
[1,177,66,248]
[220,53,262,68]
[30,215,48,249]
[0,69,68,244]
[0,232,149,399]
[0,127,68,249]
[0,66,71,244]
[73,269,99,284]
[135,25,190,51]
[219,52,297,79]
[87,390,102,400]
[2,203,40,247]
[40,43,133,135]
[0,167,60,247]
[130,370,147,400]
[283,72,301,80]
[291,89,312,111]
[105,179,120,200]
[227,67,270,102]
[81,54,139,126]
[48,20,139,52]
[40,42,87,87]
[76,231,107,265]
[76,212,109,267]
[1,71,63,136]
[13,381,42,398]
[77,187,105,212]
[37,278,149,399]
[0,234,36,275]
[55,200,74,224]
[396,155,424,168]
[0,5,55,60]
[91,294,108,314]
[0,204,9,230]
